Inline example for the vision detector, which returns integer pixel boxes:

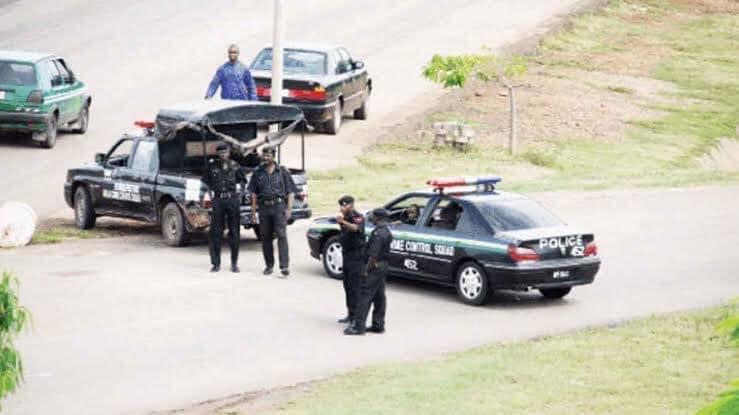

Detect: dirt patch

[698,138,739,171]
[673,0,739,14]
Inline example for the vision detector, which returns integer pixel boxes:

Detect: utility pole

[271,0,284,107]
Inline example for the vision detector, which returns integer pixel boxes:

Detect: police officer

[248,146,296,277]
[345,208,394,336]
[336,195,365,326]
[204,142,247,273]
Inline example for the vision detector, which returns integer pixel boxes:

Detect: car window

[106,139,134,168]
[338,48,351,63]
[455,208,477,234]
[385,195,431,226]
[45,60,63,87]
[130,141,158,172]
[55,59,73,84]
[0,61,37,86]
[425,199,463,231]
[251,48,327,75]
[476,198,563,232]
[332,49,348,74]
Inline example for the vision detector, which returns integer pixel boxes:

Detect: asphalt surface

[0,0,583,219]
[0,186,737,414]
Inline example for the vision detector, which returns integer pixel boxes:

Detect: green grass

[247,304,738,415]
[31,225,109,244]
[306,0,739,214]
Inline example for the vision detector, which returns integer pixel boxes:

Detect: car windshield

[475,197,564,232]
[251,48,326,75]
[0,61,36,86]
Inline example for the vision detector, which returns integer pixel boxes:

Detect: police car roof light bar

[427,176,502,193]
[134,120,155,129]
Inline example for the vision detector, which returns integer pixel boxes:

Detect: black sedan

[306,177,601,305]
[250,42,371,135]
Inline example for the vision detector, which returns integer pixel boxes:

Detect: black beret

[371,208,390,219]
[338,195,354,206]
[216,142,229,151]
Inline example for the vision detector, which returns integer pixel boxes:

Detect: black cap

[371,208,390,220]
[216,142,229,151]
[338,195,354,206]
[261,146,275,155]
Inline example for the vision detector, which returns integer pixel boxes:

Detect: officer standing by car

[336,195,365,326]
[248,146,296,277]
[345,208,394,336]
[205,44,257,101]
[204,143,247,273]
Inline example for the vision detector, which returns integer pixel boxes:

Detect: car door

[117,139,159,220]
[42,59,66,116]
[382,194,435,278]
[415,198,469,282]
[338,48,362,111]
[99,138,135,213]
[331,48,353,112]
[54,59,83,121]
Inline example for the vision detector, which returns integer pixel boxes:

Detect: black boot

[210,264,220,273]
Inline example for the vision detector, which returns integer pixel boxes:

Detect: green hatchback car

[0,51,91,148]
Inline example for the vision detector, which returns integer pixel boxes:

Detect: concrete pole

[508,84,517,156]
[271,0,284,107]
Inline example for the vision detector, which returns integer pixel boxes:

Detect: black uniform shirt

[366,223,393,262]
[247,164,297,200]
[340,210,366,258]
[204,159,247,194]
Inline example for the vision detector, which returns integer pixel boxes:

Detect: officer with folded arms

[248,146,296,277]
[345,208,394,335]
[336,195,365,327]
[204,142,247,273]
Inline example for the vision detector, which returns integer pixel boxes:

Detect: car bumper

[306,230,323,259]
[256,98,334,124]
[482,256,601,290]
[0,110,50,132]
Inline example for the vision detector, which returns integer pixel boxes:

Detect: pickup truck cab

[64,100,311,245]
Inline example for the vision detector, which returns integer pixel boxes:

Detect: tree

[423,53,528,154]
[0,271,29,408]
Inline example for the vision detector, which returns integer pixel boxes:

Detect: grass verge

[307,0,739,214]
[249,303,738,415]
[31,224,115,244]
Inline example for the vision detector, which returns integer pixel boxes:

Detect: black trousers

[343,255,363,320]
[258,203,289,269]
[209,196,240,267]
[355,265,387,331]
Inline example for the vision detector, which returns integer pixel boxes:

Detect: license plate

[0,91,5,100]
[552,270,570,279]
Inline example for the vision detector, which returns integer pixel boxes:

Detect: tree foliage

[0,271,29,408]
[422,53,528,88]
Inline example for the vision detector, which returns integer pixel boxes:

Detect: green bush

[0,271,30,408]
[698,308,739,415]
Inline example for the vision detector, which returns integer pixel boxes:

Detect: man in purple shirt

[205,44,257,100]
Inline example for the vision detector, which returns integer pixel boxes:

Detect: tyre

[72,104,90,134]
[353,86,370,120]
[455,261,490,306]
[73,186,96,229]
[321,235,343,279]
[40,114,58,149]
[324,101,342,135]
[161,202,190,247]
[539,287,572,299]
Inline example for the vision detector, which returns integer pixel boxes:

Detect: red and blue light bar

[426,176,502,189]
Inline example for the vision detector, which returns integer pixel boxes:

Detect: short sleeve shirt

[339,210,366,258]
[366,224,393,262]
[247,164,297,199]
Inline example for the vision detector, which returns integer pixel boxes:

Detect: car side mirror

[68,72,76,84]
[336,62,349,74]
[95,153,105,165]
[352,60,364,70]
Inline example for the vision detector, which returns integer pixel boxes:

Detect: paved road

[1,186,737,414]
[0,0,583,219]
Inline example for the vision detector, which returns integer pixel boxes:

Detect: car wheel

[73,186,96,229]
[161,202,190,247]
[539,287,572,299]
[40,114,58,149]
[322,235,344,279]
[72,104,90,134]
[325,102,342,135]
[455,261,490,306]
[353,86,370,120]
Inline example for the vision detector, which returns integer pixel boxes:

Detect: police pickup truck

[306,176,600,305]
[64,100,311,246]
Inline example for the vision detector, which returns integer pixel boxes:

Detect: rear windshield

[0,61,37,86]
[476,198,563,232]
[251,48,326,76]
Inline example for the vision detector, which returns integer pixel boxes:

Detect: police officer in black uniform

[345,208,394,336]
[248,146,297,277]
[204,142,247,273]
[336,195,365,326]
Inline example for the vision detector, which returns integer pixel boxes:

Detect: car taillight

[289,87,326,102]
[584,241,598,256]
[256,85,270,97]
[508,244,539,263]
[27,90,43,104]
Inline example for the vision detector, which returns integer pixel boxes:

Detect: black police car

[306,177,600,305]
